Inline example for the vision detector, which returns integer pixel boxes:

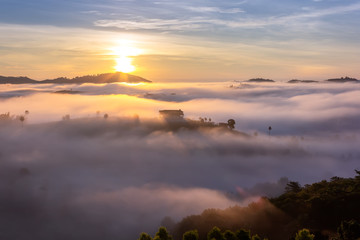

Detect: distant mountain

[0,72,151,84]
[288,79,318,83]
[327,76,359,83]
[0,76,38,84]
[247,78,275,83]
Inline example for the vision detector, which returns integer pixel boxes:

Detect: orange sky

[1,0,360,81]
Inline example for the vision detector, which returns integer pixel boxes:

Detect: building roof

[159,109,184,118]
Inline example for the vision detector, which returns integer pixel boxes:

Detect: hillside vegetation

[142,171,360,240]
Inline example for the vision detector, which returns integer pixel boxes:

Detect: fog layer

[0,81,359,239]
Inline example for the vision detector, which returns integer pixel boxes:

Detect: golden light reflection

[120,82,146,86]
[112,44,142,73]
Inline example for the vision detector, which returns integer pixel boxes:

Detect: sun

[115,56,135,73]
[112,45,142,73]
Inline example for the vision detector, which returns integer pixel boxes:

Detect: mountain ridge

[0,72,151,84]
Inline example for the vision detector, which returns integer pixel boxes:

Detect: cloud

[184,6,244,14]
[1,81,360,239]
[94,17,209,31]
[93,2,360,32]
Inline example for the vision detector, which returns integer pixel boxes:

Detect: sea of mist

[0,81,359,239]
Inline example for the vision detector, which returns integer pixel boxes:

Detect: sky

[1,0,360,81]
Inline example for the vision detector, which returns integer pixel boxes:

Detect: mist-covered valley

[1,80,359,239]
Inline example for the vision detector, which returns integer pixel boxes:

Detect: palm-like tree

[19,115,25,127]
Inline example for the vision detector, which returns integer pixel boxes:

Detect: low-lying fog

[0,81,359,239]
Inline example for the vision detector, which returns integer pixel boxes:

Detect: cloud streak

[93,2,360,31]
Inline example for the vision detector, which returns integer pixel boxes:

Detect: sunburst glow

[112,45,142,73]
[115,57,135,73]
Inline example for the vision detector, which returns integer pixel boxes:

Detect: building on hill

[159,109,184,119]
[159,109,238,131]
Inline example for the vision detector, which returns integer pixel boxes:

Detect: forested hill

[270,171,360,233]
[158,171,360,240]
[0,72,151,84]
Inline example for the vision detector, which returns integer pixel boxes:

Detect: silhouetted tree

[227,119,235,129]
[19,115,25,127]
[355,169,360,180]
[236,229,251,240]
[295,229,314,240]
[338,220,360,240]
[104,113,108,119]
[208,227,225,240]
[251,234,261,240]
[285,181,302,193]
[0,112,12,121]
[138,232,153,240]
[154,227,173,240]
[183,230,199,240]
[224,230,237,240]
[62,114,70,120]
[268,126,272,135]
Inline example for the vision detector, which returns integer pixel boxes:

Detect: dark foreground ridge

[141,171,360,240]
[0,72,151,84]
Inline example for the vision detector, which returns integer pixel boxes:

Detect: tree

[138,232,153,240]
[251,234,261,240]
[183,230,199,240]
[355,169,360,180]
[285,181,302,193]
[19,115,25,127]
[236,229,251,240]
[295,229,314,240]
[227,119,235,129]
[208,227,225,240]
[62,114,70,121]
[154,227,173,240]
[338,220,360,240]
[224,230,237,240]
[0,112,12,121]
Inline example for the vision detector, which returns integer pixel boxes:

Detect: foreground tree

[295,229,314,240]
[224,230,237,240]
[208,227,225,240]
[236,229,251,240]
[338,219,360,240]
[183,230,199,240]
[251,234,261,240]
[138,232,153,240]
[154,227,173,240]
[285,181,302,193]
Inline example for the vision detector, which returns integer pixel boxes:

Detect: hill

[288,79,318,83]
[327,77,359,83]
[0,72,151,84]
[0,76,38,84]
[247,78,275,83]
[165,171,360,240]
